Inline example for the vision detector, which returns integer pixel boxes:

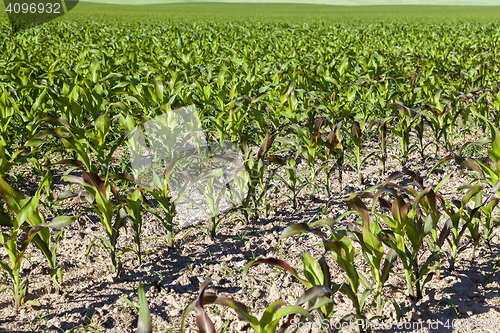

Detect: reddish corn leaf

[403,171,424,186]
[267,155,286,166]
[346,196,370,225]
[195,304,214,333]
[311,117,324,145]
[112,173,137,183]
[387,103,410,111]
[439,218,452,247]
[313,117,324,133]
[358,192,375,199]
[0,176,26,213]
[411,186,435,216]
[257,132,275,159]
[325,131,336,155]
[210,296,256,325]
[384,171,404,184]
[392,194,408,225]
[243,258,310,288]
[41,115,70,127]
[318,256,332,290]
[211,154,244,168]
[194,279,216,333]
[352,121,362,141]
[379,197,392,211]
[82,171,107,200]
[454,155,483,175]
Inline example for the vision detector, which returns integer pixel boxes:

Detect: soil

[1,128,500,333]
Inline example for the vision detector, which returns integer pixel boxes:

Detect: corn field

[1,4,500,333]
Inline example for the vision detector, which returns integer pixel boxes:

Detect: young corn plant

[251,219,387,333]
[321,121,344,193]
[290,119,324,197]
[28,114,124,174]
[463,188,483,260]
[2,171,77,292]
[368,119,388,174]
[251,157,278,220]
[133,142,201,249]
[124,189,148,266]
[417,174,452,280]
[181,278,321,333]
[243,251,339,332]
[177,167,230,239]
[239,131,277,224]
[346,196,398,317]
[350,119,376,185]
[270,154,304,209]
[420,91,455,154]
[363,171,448,301]
[59,164,126,277]
[457,113,500,197]
[442,181,500,271]
[387,104,418,166]
[143,168,178,249]
[0,89,18,177]
[0,175,77,311]
[170,140,250,238]
[412,111,438,162]
[479,196,500,248]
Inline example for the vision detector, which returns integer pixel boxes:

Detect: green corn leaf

[381,249,397,285]
[301,252,324,287]
[295,285,332,306]
[28,216,77,236]
[308,296,333,311]
[268,305,312,327]
[137,283,152,333]
[278,223,322,244]
[318,255,332,289]
[391,299,401,320]
[260,301,286,327]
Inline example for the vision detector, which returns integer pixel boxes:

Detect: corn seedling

[387,104,418,166]
[124,188,149,266]
[259,219,387,332]
[0,175,77,311]
[346,196,398,316]
[239,131,277,224]
[350,118,376,185]
[362,171,447,301]
[368,119,389,174]
[58,164,125,276]
[181,278,320,333]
